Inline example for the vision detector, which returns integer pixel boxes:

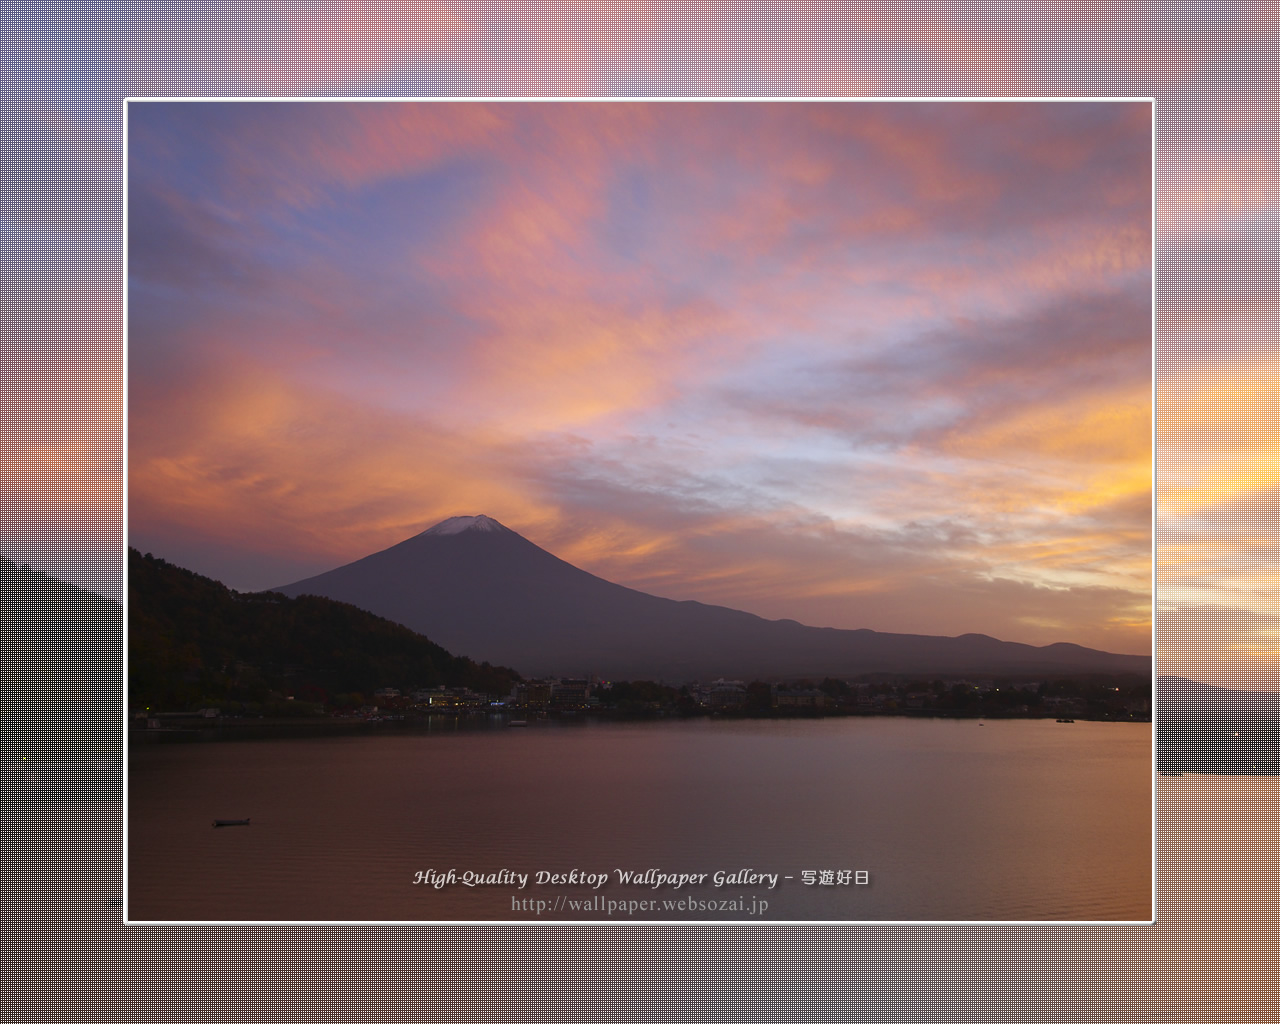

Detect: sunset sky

[126,100,1152,656]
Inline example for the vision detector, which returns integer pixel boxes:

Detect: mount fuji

[274,515,1150,681]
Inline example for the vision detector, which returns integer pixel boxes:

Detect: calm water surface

[127,716,1152,922]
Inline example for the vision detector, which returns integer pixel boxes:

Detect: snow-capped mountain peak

[421,515,508,537]
[278,517,1150,681]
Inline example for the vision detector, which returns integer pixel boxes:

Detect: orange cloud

[129,358,555,566]
[127,100,1152,657]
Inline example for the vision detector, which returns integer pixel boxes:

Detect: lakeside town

[134,672,1153,733]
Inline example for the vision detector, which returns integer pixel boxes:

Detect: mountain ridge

[128,548,521,711]
[274,515,1151,681]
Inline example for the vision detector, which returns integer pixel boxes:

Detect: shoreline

[129,708,1153,743]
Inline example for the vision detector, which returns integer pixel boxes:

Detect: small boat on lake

[508,719,528,728]
[213,818,251,827]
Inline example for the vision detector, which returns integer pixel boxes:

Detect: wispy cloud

[128,101,1152,655]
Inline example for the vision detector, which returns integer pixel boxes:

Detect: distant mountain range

[275,515,1152,682]
[1157,675,1280,724]
[9,543,1275,770]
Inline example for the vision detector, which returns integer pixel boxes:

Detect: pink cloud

[128,100,1152,656]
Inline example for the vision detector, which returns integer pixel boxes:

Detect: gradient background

[2,4,1276,1021]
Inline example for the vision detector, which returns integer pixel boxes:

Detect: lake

[126,716,1152,923]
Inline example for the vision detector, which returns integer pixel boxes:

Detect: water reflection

[127,717,1152,922]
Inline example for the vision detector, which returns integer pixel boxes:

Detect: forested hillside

[129,549,521,712]
[2,556,121,750]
